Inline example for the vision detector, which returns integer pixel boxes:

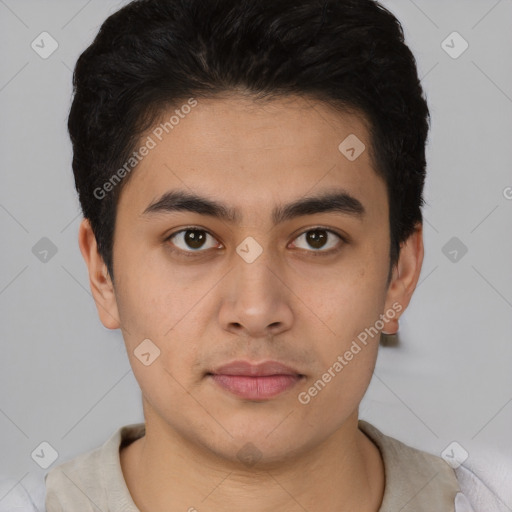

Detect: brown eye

[291,228,344,253]
[167,229,220,252]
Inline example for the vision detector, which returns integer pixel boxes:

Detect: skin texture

[79,94,424,511]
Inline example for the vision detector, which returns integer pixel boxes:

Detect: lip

[210,360,303,377]
[207,360,304,400]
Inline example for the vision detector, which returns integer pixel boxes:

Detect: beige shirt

[44,420,465,512]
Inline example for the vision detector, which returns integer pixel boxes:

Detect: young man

[43,0,488,510]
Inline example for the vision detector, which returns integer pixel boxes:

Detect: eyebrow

[141,188,365,224]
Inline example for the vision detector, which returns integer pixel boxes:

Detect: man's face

[100,95,404,461]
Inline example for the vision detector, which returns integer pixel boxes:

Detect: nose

[218,243,294,339]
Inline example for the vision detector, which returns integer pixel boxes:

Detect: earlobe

[78,218,121,330]
[383,223,424,335]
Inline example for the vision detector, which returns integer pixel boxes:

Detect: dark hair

[68,0,430,284]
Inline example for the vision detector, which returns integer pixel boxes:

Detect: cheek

[114,254,203,336]
[294,259,387,395]
[114,281,201,396]
[296,344,378,432]
[306,262,387,342]
[124,318,200,409]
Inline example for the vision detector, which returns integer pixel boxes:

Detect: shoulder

[358,420,512,512]
[44,439,107,511]
[359,420,460,511]
[45,423,145,512]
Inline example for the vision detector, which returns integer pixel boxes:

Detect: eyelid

[164,225,347,255]
[165,226,223,256]
[288,227,346,255]
[290,225,348,243]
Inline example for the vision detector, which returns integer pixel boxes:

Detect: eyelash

[164,226,347,258]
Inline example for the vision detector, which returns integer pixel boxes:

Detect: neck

[120,410,385,512]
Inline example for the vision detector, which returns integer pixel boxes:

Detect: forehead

[152,94,371,159]
[116,94,387,223]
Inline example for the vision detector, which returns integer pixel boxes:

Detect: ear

[78,218,121,330]
[382,223,424,334]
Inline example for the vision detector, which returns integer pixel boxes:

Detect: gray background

[1,0,511,507]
